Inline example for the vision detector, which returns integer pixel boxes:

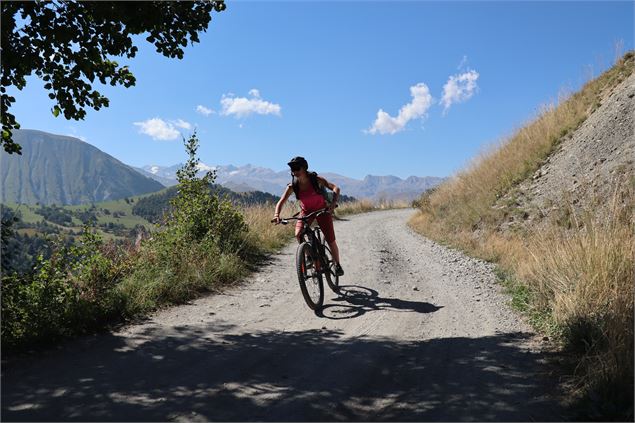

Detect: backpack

[291,171,333,206]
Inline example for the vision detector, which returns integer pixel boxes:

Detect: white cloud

[366,83,434,135]
[133,117,181,141]
[457,55,468,70]
[196,105,214,116]
[441,70,479,114]
[172,118,192,130]
[220,89,281,118]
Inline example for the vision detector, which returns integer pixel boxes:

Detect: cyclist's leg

[316,214,340,263]
[295,216,315,243]
[328,240,341,264]
[294,220,303,243]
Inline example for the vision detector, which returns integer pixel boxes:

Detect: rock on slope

[502,72,634,228]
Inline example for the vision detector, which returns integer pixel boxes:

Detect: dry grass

[518,185,634,398]
[241,202,297,252]
[409,52,635,418]
[336,198,411,217]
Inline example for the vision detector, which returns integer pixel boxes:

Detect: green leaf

[52,106,61,117]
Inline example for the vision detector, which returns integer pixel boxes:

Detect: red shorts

[296,212,336,243]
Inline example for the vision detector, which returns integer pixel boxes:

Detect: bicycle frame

[273,207,340,308]
[279,208,330,273]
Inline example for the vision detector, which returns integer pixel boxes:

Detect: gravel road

[2,209,564,421]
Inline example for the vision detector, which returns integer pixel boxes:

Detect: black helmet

[287,156,308,170]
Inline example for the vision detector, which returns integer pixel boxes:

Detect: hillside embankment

[410,52,634,420]
[500,70,634,230]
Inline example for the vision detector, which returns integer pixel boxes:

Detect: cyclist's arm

[317,175,341,204]
[275,184,294,217]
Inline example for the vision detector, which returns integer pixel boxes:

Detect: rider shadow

[315,285,442,320]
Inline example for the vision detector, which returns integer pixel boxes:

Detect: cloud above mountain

[133,117,192,141]
[366,83,434,135]
[195,105,214,116]
[441,70,480,114]
[172,119,192,130]
[366,64,480,135]
[220,89,281,118]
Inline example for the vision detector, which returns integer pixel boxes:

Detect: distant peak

[196,162,216,172]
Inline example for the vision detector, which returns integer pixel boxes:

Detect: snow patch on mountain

[138,163,445,201]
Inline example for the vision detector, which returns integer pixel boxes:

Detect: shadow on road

[2,324,565,421]
[316,285,442,320]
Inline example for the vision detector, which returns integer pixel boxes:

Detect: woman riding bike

[273,156,345,277]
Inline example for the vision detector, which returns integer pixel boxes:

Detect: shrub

[118,132,250,317]
[165,132,248,254]
[1,228,131,351]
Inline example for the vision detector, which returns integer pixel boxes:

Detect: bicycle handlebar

[271,208,331,225]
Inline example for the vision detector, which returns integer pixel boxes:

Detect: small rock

[412,286,419,291]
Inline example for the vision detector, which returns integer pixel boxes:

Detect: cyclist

[273,156,344,276]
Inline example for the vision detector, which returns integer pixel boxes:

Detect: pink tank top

[298,182,326,213]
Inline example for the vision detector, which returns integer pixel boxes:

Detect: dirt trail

[2,209,564,421]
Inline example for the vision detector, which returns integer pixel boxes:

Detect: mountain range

[1,130,165,205]
[141,164,445,201]
[1,129,445,205]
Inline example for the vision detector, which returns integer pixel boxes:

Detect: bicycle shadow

[316,285,442,320]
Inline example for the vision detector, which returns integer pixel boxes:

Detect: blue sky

[10,1,634,179]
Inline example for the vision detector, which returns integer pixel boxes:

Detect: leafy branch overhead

[0,0,226,154]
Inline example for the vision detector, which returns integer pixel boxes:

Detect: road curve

[2,209,563,421]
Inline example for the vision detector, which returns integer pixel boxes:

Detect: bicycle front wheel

[296,242,324,310]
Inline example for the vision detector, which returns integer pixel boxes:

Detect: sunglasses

[289,165,302,172]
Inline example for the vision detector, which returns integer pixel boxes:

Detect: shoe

[335,263,344,276]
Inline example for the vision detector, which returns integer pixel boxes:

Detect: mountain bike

[272,208,340,310]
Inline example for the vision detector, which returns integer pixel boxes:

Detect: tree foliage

[1,0,226,154]
[166,132,248,253]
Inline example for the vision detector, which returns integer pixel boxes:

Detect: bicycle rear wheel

[296,242,324,310]
[322,244,340,293]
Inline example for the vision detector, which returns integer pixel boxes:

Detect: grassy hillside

[410,52,634,419]
[6,184,280,239]
[6,195,155,239]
